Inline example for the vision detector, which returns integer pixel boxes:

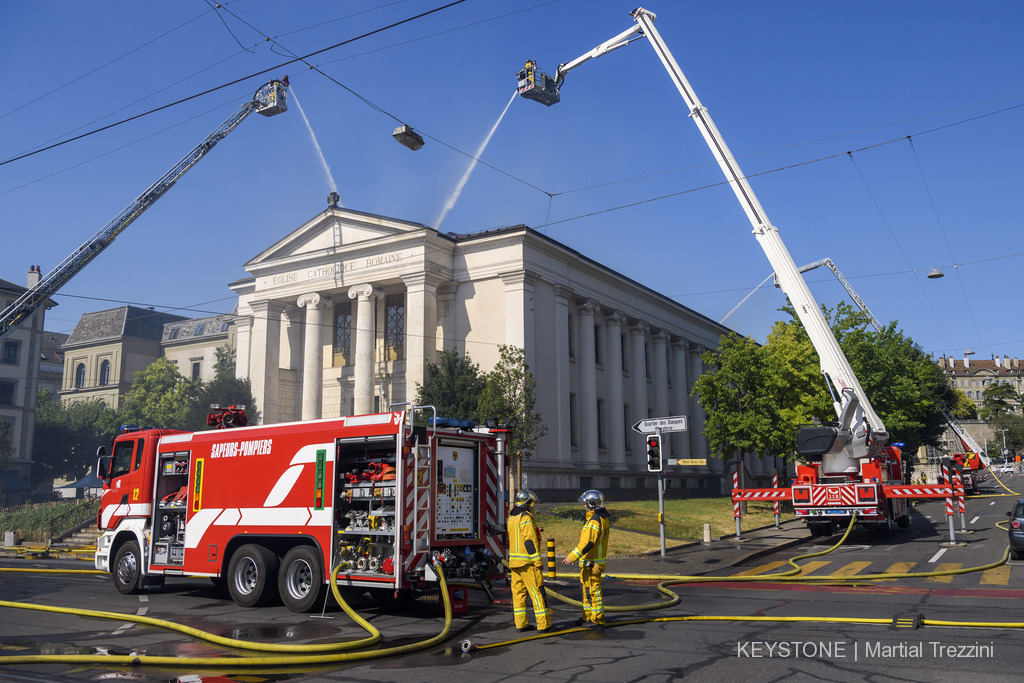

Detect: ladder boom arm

[0,79,287,340]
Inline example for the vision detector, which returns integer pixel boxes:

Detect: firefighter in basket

[562,489,610,628]
[507,489,551,632]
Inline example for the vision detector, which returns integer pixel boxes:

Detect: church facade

[229,202,767,497]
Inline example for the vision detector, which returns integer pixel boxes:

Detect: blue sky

[3,1,1022,364]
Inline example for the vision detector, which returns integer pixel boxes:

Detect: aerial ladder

[518,8,959,535]
[0,78,289,340]
[781,258,883,333]
[941,407,989,492]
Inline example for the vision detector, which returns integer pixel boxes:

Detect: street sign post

[632,416,687,434]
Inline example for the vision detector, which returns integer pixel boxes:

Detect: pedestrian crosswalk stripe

[876,562,916,581]
[925,563,962,584]
[830,561,872,577]
[733,560,789,576]
[980,566,1011,586]
[795,560,831,576]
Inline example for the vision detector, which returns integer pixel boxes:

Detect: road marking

[970,515,980,524]
[882,544,899,551]
[991,501,997,506]
[876,561,916,581]
[980,566,1011,586]
[733,561,788,576]
[830,561,872,577]
[925,562,962,584]
[795,560,831,576]
[928,548,947,564]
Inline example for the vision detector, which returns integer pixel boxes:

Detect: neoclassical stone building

[230,201,760,496]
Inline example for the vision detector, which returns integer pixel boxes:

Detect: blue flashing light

[431,417,477,430]
[120,425,144,433]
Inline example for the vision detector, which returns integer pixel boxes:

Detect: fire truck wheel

[227,544,281,607]
[113,540,143,595]
[278,546,327,613]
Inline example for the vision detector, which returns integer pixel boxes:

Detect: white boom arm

[0,79,288,340]
[544,8,888,471]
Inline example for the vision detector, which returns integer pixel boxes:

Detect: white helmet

[579,489,604,510]
[514,489,539,508]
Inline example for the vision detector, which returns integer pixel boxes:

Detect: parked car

[997,465,1015,474]
[1007,499,1024,561]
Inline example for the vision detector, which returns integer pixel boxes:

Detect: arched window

[75,363,86,389]
[99,360,110,386]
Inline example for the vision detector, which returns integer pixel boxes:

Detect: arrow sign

[632,415,688,434]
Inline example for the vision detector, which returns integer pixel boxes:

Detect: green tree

[120,357,198,429]
[989,413,1024,461]
[414,348,486,422]
[694,302,957,461]
[980,382,1019,420]
[32,389,121,485]
[191,345,259,428]
[0,418,12,467]
[477,345,547,483]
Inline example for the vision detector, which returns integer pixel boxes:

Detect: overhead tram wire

[845,150,955,351]
[0,0,471,168]
[907,135,985,349]
[210,2,552,198]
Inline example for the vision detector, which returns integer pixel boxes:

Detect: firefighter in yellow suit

[507,489,551,632]
[561,489,610,627]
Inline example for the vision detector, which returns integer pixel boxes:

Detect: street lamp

[998,428,1009,462]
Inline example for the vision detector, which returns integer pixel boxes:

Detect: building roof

[939,356,1023,376]
[64,306,188,347]
[39,331,69,365]
[162,314,234,344]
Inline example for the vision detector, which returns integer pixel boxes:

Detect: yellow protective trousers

[579,563,605,625]
[510,564,550,630]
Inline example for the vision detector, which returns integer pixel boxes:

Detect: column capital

[652,330,670,344]
[553,283,573,303]
[672,338,691,352]
[630,321,650,336]
[605,311,628,327]
[401,269,447,291]
[297,292,332,309]
[578,299,601,316]
[499,269,538,289]
[348,283,383,302]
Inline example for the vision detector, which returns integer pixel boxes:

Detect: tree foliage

[477,345,548,471]
[119,357,199,429]
[32,389,120,484]
[414,348,487,422]
[0,419,13,467]
[693,302,958,461]
[980,382,1019,420]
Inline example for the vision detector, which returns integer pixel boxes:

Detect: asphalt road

[0,490,1022,682]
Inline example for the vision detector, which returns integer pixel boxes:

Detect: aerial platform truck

[942,408,989,493]
[517,8,957,536]
[95,406,510,612]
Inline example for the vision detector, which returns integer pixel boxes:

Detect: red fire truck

[94,406,508,612]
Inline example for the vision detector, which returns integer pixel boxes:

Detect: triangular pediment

[245,207,430,269]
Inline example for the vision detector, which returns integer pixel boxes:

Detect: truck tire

[279,546,327,613]
[113,540,143,595]
[227,544,280,607]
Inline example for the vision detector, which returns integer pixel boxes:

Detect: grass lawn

[537,498,793,556]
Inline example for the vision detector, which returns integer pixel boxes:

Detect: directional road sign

[632,415,688,434]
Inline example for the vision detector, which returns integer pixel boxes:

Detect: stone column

[436,281,458,352]
[349,284,382,415]
[652,331,670,421]
[605,312,627,469]
[500,270,537,370]
[552,285,573,466]
[689,345,714,475]
[671,339,693,468]
[402,271,442,397]
[630,323,650,461]
[578,301,600,468]
[297,292,330,421]
[248,299,286,424]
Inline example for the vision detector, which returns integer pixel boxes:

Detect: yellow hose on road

[0,560,455,667]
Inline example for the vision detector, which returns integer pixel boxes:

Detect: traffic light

[646,434,663,472]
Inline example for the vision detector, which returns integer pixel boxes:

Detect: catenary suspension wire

[0,0,470,168]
